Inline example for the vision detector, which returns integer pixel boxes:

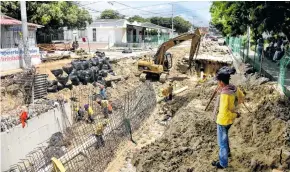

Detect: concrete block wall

[0,103,71,171]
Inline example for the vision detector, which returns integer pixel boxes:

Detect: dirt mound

[132,80,290,172]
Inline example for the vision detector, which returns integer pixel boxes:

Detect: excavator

[137,28,201,83]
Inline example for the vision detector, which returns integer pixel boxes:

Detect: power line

[116,2,173,11]
[77,1,103,7]
[109,1,171,15]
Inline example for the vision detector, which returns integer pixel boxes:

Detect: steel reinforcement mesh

[7,81,156,172]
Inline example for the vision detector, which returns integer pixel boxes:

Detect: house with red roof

[0,15,43,71]
[1,15,43,48]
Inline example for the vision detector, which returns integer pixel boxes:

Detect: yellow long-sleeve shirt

[216,87,244,125]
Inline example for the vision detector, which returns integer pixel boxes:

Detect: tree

[128,15,149,23]
[0,1,92,32]
[210,1,290,40]
[100,9,124,19]
[150,17,192,33]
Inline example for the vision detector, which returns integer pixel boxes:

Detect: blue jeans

[217,124,232,167]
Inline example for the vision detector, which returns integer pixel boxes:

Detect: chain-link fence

[226,36,290,97]
[278,49,290,97]
[7,82,156,172]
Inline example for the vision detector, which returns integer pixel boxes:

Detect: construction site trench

[1,40,290,172]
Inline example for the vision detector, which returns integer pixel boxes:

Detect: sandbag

[71,61,83,70]
[96,52,105,57]
[91,58,99,66]
[102,64,109,70]
[65,80,73,90]
[98,63,103,70]
[81,80,88,85]
[62,64,73,75]
[81,60,89,70]
[84,69,93,83]
[71,79,80,86]
[100,70,108,77]
[91,66,99,73]
[47,85,57,93]
[77,70,86,82]
[57,82,64,91]
[98,58,104,65]
[47,80,58,87]
[51,69,63,77]
[56,74,69,85]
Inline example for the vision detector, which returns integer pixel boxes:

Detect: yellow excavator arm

[154,29,201,69]
[137,28,201,83]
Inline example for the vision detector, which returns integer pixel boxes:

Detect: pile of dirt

[132,75,290,171]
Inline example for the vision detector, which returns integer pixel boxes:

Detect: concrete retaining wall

[0,103,72,171]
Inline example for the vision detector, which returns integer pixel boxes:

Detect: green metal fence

[226,36,290,97]
[278,49,290,97]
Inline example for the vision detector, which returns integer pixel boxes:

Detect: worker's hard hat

[84,104,89,109]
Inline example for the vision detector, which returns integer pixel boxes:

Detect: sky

[75,1,212,27]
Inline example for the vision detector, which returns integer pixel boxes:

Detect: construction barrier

[7,82,156,172]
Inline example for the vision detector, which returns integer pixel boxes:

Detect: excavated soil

[132,75,290,172]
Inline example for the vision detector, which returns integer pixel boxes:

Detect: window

[93,28,96,42]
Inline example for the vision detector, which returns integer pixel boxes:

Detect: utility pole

[20,1,30,68]
[171,4,174,38]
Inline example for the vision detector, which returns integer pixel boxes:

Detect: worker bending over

[84,104,94,123]
[162,82,174,101]
[74,106,85,122]
[212,67,244,169]
[93,120,109,149]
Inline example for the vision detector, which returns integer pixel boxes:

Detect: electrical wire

[109,1,166,15]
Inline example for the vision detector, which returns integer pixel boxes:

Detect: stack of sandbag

[47,55,115,93]
[47,64,73,92]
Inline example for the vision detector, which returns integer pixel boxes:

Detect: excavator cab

[163,52,173,71]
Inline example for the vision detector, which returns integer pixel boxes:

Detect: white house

[63,19,174,49]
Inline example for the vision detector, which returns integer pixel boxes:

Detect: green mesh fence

[227,37,242,57]
[226,36,290,97]
[278,48,290,97]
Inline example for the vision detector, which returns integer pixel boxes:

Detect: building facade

[63,19,174,48]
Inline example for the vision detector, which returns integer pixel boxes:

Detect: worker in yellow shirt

[84,104,94,123]
[212,68,244,169]
[93,119,109,149]
[97,99,110,118]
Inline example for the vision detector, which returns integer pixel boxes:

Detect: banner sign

[0,47,41,71]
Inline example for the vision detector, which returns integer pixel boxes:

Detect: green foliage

[128,15,149,23]
[100,9,124,19]
[150,16,192,34]
[210,1,290,40]
[0,1,92,32]
[148,29,158,35]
